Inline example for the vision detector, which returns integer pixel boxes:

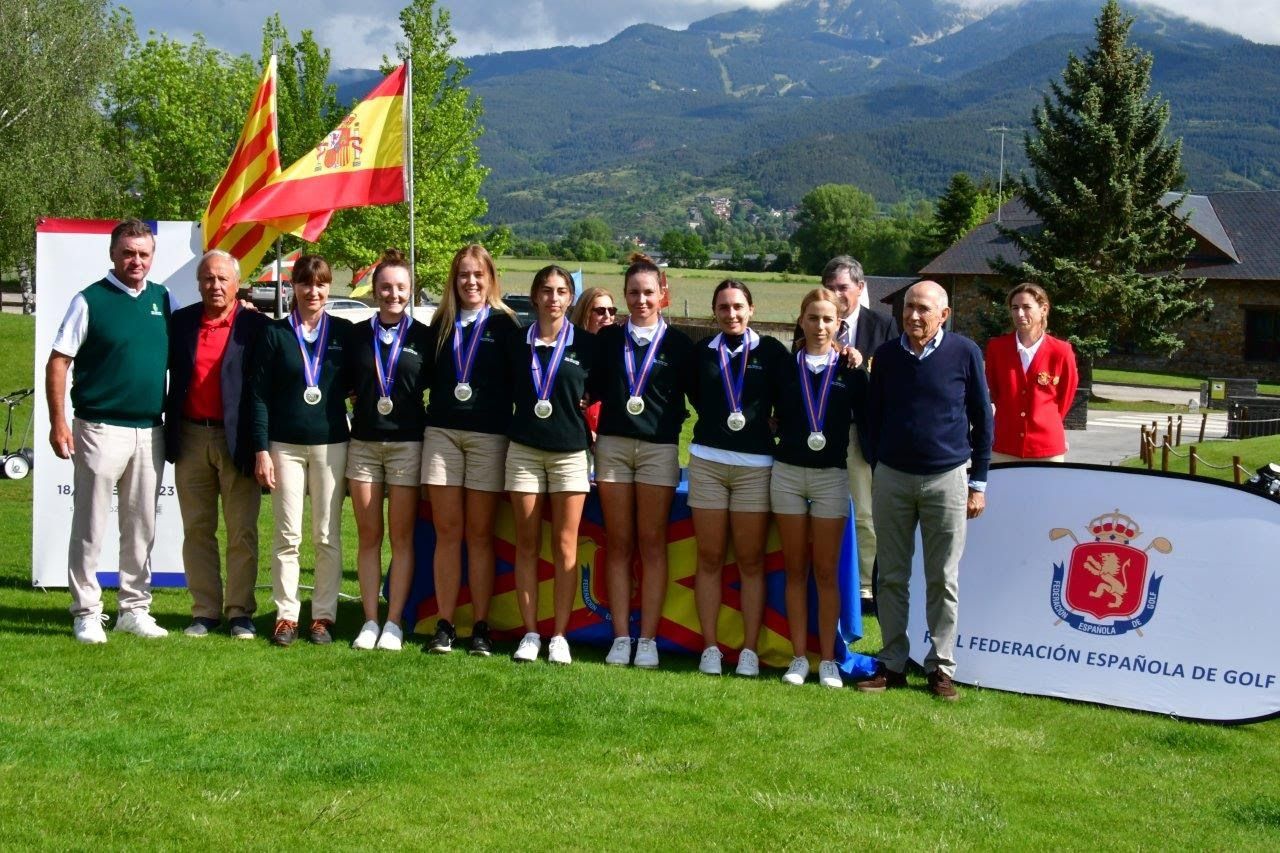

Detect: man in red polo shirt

[164,250,268,638]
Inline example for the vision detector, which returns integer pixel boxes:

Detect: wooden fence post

[1175,415,1183,446]
[1189,446,1198,476]
[1233,455,1243,485]
[1199,412,1207,443]
[1161,436,1170,471]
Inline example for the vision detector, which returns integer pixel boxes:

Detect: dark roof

[864,276,914,316]
[920,191,1280,281]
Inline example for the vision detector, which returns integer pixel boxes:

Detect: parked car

[503,294,535,327]
[249,281,291,311]
[323,298,377,323]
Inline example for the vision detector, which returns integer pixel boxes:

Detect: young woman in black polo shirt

[250,254,353,647]
[420,244,519,656]
[591,254,694,669]
[687,280,788,677]
[504,265,596,665]
[345,250,432,652]
[772,287,865,689]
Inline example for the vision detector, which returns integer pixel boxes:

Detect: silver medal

[534,399,554,419]
[303,386,322,405]
[376,396,394,416]
[379,327,396,345]
[807,431,827,452]
[726,411,746,432]
[626,395,645,416]
[454,382,473,402]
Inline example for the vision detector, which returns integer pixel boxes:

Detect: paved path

[1064,409,1228,466]
[1093,382,1201,406]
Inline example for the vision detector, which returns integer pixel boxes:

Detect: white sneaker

[73,613,108,644]
[115,610,168,639]
[512,632,541,663]
[699,646,723,675]
[351,620,379,650]
[605,636,633,666]
[634,637,660,669]
[735,648,760,677]
[819,659,843,689]
[548,635,572,665]
[375,621,403,651]
[782,656,810,685]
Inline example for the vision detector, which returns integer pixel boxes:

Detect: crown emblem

[1087,509,1139,543]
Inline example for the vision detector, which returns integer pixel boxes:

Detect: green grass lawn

[1120,431,1280,482]
[1,313,1279,847]
[1095,367,1280,396]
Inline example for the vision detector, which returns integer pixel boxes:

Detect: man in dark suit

[164,249,268,639]
[819,256,896,611]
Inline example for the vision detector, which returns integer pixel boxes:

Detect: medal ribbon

[798,350,837,437]
[717,333,751,415]
[452,306,490,386]
[623,319,667,401]
[528,319,572,403]
[372,314,412,400]
[290,309,330,389]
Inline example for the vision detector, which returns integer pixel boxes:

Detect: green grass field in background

[1,312,1278,847]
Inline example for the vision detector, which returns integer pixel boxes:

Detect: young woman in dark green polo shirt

[591,254,694,670]
[772,288,865,689]
[420,244,519,657]
[345,249,432,652]
[505,265,596,666]
[687,280,788,677]
[250,254,353,648]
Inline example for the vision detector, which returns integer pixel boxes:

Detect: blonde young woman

[570,286,617,438]
[771,288,865,688]
[250,255,353,647]
[590,255,694,668]
[346,250,432,651]
[504,265,597,665]
[421,245,519,656]
[687,280,788,677]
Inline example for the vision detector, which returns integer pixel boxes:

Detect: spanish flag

[202,57,285,277]
[226,64,408,236]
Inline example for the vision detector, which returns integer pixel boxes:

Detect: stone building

[918,191,1280,381]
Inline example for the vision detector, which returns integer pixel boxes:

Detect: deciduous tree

[790,184,877,275]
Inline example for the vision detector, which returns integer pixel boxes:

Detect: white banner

[32,219,202,589]
[908,464,1280,723]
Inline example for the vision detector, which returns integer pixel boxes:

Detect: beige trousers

[67,419,163,617]
[269,441,347,622]
[848,423,876,597]
[175,423,261,620]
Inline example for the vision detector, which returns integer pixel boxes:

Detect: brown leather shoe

[271,619,298,647]
[927,670,959,701]
[309,619,334,645]
[855,663,908,693]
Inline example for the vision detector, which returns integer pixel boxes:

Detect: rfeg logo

[1048,509,1172,636]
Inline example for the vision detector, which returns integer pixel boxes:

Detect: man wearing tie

[819,256,895,611]
[164,250,268,639]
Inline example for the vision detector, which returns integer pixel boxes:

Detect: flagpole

[274,236,284,318]
[406,52,416,320]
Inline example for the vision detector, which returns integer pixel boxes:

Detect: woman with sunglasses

[687,280,788,677]
[590,255,694,669]
[569,287,617,439]
[505,265,597,665]
[345,249,432,652]
[250,254,353,647]
[772,288,865,688]
[420,245,519,656]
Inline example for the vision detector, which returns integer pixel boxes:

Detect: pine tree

[994,0,1207,369]
[929,172,997,257]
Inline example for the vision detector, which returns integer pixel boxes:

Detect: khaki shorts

[594,435,680,488]
[505,442,591,494]
[421,427,508,492]
[770,461,850,519]
[346,439,423,487]
[687,455,771,513]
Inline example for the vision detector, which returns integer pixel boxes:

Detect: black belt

[184,417,225,427]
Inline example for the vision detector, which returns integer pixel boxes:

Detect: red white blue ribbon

[372,314,412,401]
[290,309,330,390]
[717,333,751,417]
[528,319,572,405]
[623,319,667,402]
[798,349,837,440]
[452,306,489,387]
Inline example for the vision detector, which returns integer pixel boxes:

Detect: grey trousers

[872,462,967,677]
[175,422,261,621]
[67,419,163,617]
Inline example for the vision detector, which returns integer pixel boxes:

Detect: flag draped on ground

[226,64,409,237]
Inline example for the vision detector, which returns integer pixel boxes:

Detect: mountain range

[336,0,1280,240]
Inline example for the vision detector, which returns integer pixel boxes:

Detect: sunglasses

[591,306,618,317]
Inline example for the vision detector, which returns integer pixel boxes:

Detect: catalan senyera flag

[202,57,285,278]
[226,63,408,235]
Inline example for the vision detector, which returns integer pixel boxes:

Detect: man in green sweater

[46,219,178,643]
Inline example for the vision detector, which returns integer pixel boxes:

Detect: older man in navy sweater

[857,280,992,701]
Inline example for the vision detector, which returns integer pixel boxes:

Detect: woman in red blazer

[984,283,1079,462]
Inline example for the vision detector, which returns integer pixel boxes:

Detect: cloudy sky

[122,0,1280,69]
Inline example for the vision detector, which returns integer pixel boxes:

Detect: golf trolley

[1,388,35,480]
